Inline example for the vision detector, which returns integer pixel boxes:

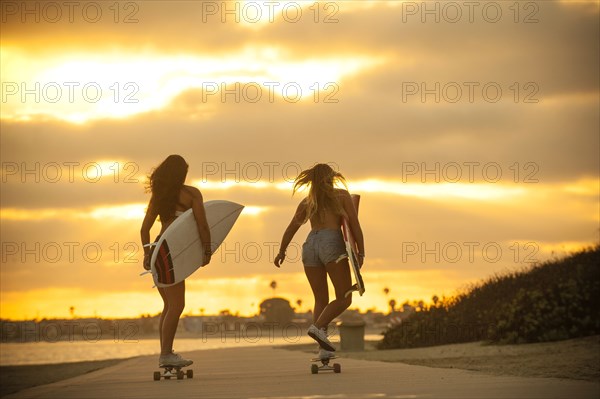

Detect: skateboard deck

[310,357,341,374]
[153,365,193,380]
[342,194,365,297]
[310,356,338,361]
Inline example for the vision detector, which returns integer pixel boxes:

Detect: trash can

[337,320,365,351]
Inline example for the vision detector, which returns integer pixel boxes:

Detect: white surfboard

[147,200,244,287]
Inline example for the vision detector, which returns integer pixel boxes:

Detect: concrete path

[6,346,599,399]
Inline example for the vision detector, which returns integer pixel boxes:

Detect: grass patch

[379,246,600,349]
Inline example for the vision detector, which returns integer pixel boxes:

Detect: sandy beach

[2,335,598,398]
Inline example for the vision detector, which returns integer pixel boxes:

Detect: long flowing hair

[293,163,347,223]
[146,155,189,222]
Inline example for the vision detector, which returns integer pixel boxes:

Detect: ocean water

[0,335,383,366]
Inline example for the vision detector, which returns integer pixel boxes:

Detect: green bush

[378,246,600,349]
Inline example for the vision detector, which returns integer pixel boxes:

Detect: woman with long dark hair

[141,155,212,367]
[274,163,365,359]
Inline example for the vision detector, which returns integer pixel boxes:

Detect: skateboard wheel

[334,363,341,373]
[153,371,161,381]
[186,369,193,379]
[311,364,318,374]
[177,370,184,380]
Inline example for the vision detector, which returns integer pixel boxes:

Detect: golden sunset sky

[1,0,598,320]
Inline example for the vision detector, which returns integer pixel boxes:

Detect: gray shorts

[302,228,347,267]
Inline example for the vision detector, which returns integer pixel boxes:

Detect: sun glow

[348,180,528,201]
[0,204,147,221]
[193,178,531,201]
[242,206,268,216]
[1,47,381,123]
[0,271,453,320]
[1,177,597,223]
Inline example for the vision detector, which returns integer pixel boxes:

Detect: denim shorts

[302,228,347,267]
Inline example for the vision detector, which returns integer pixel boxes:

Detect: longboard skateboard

[153,365,193,380]
[310,356,341,374]
[342,194,365,297]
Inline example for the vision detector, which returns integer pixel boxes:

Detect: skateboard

[310,356,341,374]
[343,194,365,297]
[153,365,193,381]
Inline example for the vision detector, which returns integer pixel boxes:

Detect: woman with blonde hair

[274,163,365,359]
[141,155,212,367]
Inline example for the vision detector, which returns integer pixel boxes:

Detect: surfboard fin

[344,284,359,298]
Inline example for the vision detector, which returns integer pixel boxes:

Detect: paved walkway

[6,346,599,399]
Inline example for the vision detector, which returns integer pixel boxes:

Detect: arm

[342,191,365,266]
[140,199,158,270]
[273,200,307,268]
[190,187,212,266]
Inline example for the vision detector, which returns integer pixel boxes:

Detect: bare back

[307,188,348,230]
[158,185,196,233]
[275,185,364,268]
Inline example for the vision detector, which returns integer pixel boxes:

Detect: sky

[1,0,598,320]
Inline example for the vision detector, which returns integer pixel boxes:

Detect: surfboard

[147,200,244,287]
[342,194,365,297]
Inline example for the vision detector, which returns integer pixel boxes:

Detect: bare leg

[304,266,329,324]
[157,287,167,352]
[158,280,186,355]
[314,258,352,329]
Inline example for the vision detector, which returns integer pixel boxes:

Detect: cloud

[1,0,598,319]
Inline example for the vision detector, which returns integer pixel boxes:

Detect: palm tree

[389,299,396,313]
[69,306,75,318]
[383,287,390,296]
[270,280,277,296]
[296,299,303,311]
